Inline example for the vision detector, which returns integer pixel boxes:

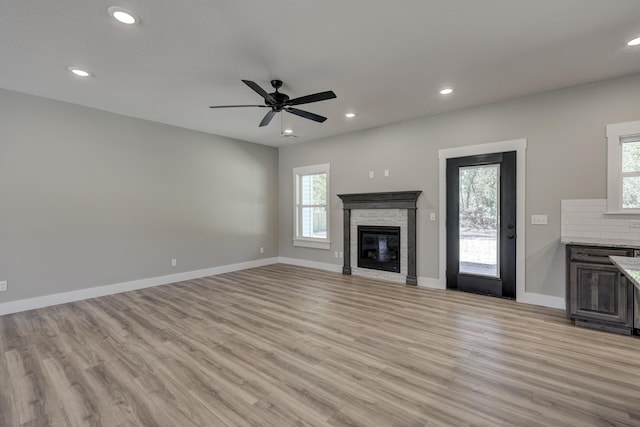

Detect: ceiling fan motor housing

[268,80,288,111]
[268,92,290,111]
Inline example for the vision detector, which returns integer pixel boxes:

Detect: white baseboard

[278,257,343,273]
[417,277,564,309]
[417,276,445,289]
[518,292,565,309]
[0,257,279,316]
[275,261,565,309]
[1,257,565,316]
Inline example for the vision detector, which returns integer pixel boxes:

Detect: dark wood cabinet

[566,245,634,334]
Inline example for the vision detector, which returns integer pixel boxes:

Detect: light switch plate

[0,281,7,292]
[531,214,548,225]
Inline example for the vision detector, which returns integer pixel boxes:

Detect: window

[293,163,330,249]
[622,136,640,209]
[606,120,640,213]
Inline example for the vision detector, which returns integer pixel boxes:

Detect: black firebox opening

[357,226,401,273]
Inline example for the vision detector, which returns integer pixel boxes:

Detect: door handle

[507,233,516,239]
[507,223,515,239]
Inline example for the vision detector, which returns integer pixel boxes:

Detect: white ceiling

[1,1,640,147]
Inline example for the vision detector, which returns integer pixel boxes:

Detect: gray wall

[278,73,640,298]
[0,89,279,303]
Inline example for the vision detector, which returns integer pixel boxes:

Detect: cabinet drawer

[569,246,632,264]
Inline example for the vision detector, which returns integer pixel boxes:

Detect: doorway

[446,151,516,299]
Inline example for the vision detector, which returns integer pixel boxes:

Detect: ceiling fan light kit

[68,67,92,77]
[108,7,138,25]
[209,79,337,128]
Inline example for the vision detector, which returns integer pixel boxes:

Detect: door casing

[437,139,528,302]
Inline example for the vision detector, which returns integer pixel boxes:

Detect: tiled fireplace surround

[337,191,421,285]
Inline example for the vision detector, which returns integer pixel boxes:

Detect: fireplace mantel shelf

[337,191,422,286]
[337,191,422,210]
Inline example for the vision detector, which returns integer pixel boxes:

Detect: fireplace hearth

[358,226,400,273]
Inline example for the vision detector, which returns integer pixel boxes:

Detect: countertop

[610,256,640,291]
[561,237,640,249]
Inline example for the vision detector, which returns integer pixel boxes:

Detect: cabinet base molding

[573,318,633,335]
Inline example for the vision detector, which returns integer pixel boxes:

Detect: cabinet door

[569,262,632,326]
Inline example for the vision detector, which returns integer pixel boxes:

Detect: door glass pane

[459,164,499,277]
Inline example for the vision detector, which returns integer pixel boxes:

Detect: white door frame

[438,138,529,303]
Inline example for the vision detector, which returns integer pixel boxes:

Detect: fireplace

[337,191,421,285]
[358,226,400,273]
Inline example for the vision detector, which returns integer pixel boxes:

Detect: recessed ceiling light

[628,36,640,46]
[68,67,92,77]
[284,129,294,134]
[345,112,356,118]
[108,7,138,24]
[439,88,454,95]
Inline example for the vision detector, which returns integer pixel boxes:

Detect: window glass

[301,174,326,205]
[301,206,327,238]
[622,176,640,209]
[621,138,640,209]
[622,140,640,172]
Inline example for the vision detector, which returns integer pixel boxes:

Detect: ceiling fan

[209,80,337,127]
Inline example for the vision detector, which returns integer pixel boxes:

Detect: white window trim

[293,163,331,250]
[606,120,640,214]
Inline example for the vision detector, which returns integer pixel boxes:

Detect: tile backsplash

[561,199,640,240]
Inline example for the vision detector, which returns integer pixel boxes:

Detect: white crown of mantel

[337,191,422,285]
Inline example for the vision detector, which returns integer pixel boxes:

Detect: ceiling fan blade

[286,107,327,123]
[209,105,267,108]
[287,91,337,106]
[242,80,276,104]
[259,110,277,127]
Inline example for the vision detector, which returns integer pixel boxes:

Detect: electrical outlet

[531,215,548,225]
[384,169,390,177]
[369,170,374,179]
[260,247,264,254]
[171,258,177,267]
[0,281,7,292]
[430,212,436,221]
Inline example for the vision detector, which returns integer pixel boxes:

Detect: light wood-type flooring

[1,264,640,426]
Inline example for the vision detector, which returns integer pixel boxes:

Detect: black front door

[446,151,516,299]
